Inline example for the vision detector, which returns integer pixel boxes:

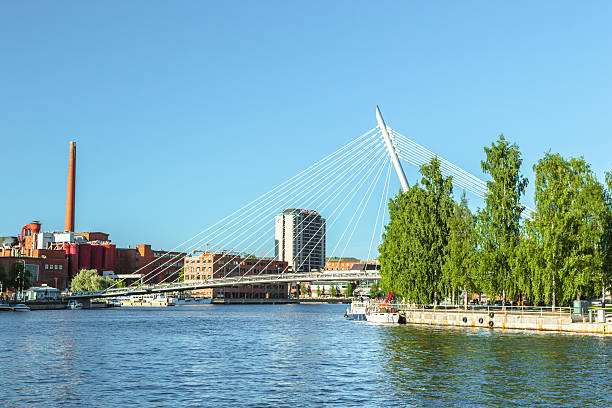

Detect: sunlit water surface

[1,304,611,407]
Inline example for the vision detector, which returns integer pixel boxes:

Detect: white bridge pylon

[99,107,533,295]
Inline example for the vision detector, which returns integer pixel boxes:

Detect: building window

[45,264,49,270]
[59,265,63,270]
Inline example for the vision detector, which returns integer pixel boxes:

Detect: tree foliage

[442,193,478,307]
[345,282,353,298]
[527,154,612,306]
[379,157,453,304]
[477,135,528,303]
[71,269,113,291]
[10,262,30,292]
[369,283,379,298]
[377,136,612,307]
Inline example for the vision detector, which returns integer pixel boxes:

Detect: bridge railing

[67,270,381,298]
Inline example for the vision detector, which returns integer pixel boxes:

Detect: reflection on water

[379,325,612,407]
[1,305,611,407]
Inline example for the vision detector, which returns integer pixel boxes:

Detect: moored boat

[67,300,83,310]
[13,304,31,312]
[173,295,212,305]
[364,292,404,324]
[345,299,368,320]
[0,303,12,312]
[365,303,401,324]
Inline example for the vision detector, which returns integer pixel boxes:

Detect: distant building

[183,251,288,299]
[0,253,69,289]
[274,209,325,272]
[136,244,186,284]
[112,245,185,284]
[325,259,380,271]
[26,285,61,300]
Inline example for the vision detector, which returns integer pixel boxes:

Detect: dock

[397,305,611,335]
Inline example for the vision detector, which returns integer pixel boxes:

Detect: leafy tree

[0,265,8,291]
[10,262,30,293]
[442,193,478,308]
[477,135,528,304]
[529,154,612,307]
[330,284,337,297]
[316,286,321,297]
[345,282,354,298]
[300,283,307,296]
[178,267,185,282]
[71,269,113,291]
[379,157,453,304]
[369,283,379,298]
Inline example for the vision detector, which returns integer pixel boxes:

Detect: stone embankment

[400,307,610,335]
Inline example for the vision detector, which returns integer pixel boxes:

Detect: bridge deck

[68,270,381,299]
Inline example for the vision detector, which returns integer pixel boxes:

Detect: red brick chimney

[65,141,76,232]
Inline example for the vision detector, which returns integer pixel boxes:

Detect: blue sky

[1,2,611,257]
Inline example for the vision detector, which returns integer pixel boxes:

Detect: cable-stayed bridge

[79,107,533,300]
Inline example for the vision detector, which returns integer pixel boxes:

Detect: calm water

[1,304,611,407]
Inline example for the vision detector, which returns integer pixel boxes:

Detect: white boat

[365,304,401,324]
[67,300,83,310]
[345,299,368,320]
[173,296,212,305]
[13,304,31,312]
[0,303,12,312]
[120,294,176,307]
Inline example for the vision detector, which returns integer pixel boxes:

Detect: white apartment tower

[274,209,326,272]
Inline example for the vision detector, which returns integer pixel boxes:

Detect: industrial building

[183,251,289,299]
[274,209,326,272]
[136,244,186,284]
[0,142,187,291]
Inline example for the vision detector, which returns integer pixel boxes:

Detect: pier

[397,305,611,335]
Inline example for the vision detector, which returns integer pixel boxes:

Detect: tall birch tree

[477,135,527,304]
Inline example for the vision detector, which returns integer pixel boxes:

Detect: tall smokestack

[65,141,76,232]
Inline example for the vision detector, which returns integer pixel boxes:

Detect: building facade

[0,253,69,290]
[274,209,325,272]
[136,244,186,284]
[183,251,289,299]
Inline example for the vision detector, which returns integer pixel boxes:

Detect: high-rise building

[274,209,325,272]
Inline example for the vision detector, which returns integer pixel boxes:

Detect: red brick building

[0,252,69,290]
[184,251,289,299]
[136,244,186,284]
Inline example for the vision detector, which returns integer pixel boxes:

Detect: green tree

[0,265,8,292]
[442,193,478,308]
[379,157,453,304]
[10,262,30,293]
[71,269,113,291]
[529,154,612,307]
[369,283,379,298]
[345,282,354,298]
[330,284,337,297]
[477,135,528,304]
[316,286,321,297]
[300,283,308,296]
[178,267,185,282]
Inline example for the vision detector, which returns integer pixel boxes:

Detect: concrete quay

[400,307,610,335]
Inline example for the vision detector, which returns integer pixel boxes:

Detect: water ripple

[1,305,611,407]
